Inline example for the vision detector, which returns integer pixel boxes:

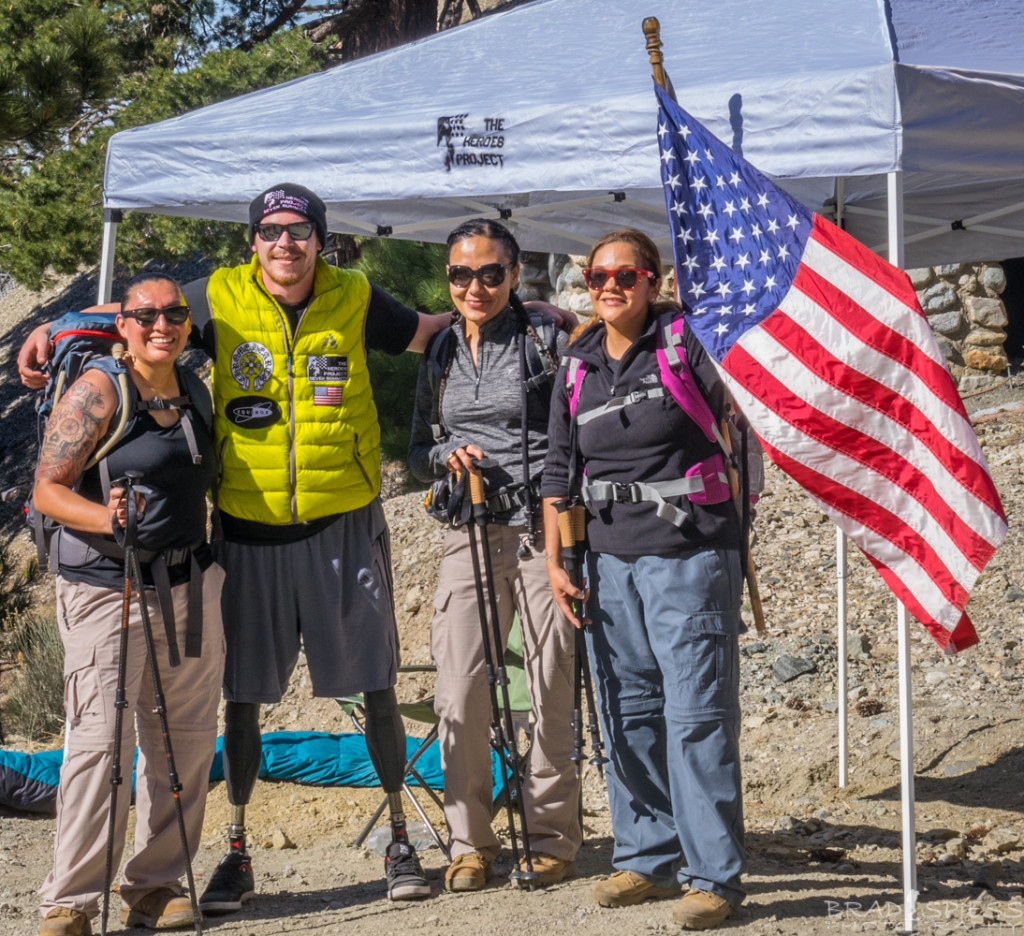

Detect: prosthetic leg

[198,701,258,914]
[364,688,431,900]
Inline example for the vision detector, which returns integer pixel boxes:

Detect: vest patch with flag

[307,355,348,382]
[314,385,343,406]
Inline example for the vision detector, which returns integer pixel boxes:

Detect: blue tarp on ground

[0,732,501,816]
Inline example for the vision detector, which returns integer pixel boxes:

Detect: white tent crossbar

[850,199,1024,253]
[339,192,636,244]
[960,223,1024,240]
[509,215,596,249]
[324,210,382,236]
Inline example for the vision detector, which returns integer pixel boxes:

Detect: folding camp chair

[491,616,532,817]
[336,664,451,859]
[337,619,534,858]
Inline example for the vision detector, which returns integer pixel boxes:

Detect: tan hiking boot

[672,888,735,929]
[120,887,195,929]
[592,870,680,908]
[444,851,493,893]
[515,852,575,887]
[39,907,92,936]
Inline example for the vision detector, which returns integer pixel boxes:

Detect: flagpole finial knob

[642,17,668,89]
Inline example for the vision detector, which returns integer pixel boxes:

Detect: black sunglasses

[256,221,315,242]
[447,263,512,288]
[582,267,657,290]
[122,305,191,326]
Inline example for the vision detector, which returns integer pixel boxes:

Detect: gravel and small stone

[2,275,1024,934]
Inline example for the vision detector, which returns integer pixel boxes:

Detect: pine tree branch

[67,103,119,142]
[72,109,119,143]
[438,0,464,30]
[237,0,311,52]
[303,0,374,44]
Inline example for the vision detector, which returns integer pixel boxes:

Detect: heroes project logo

[437,114,507,172]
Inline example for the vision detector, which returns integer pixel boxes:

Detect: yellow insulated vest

[207,256,381,524]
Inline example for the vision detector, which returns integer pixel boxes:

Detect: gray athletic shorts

[218,498,399,703]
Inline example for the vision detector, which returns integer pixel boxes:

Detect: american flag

[655,82,1007,653]
[313,385,343,406]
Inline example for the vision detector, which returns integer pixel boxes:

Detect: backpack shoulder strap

[176,365,213,432]
[424,325,453,443]
[564,355,587,419]
[522,311,560,393]
[80,352,133,474]
[655,310,726,450]
[424,325,451,395]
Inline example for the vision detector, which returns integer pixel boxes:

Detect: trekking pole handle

[468,470,486,506]
[555,502,574,551]
[571,504,586,548]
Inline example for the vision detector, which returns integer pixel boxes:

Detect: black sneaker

[385,841,431,900]
[199,850,255,914]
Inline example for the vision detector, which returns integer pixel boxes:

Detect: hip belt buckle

[163,546,192,566]
[611,482,640,504]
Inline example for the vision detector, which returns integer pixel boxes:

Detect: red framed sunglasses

[582,267,656,290]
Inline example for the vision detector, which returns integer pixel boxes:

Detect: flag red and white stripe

[656,83,1007,652]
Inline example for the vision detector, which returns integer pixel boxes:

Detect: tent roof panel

[102,0,1024,268]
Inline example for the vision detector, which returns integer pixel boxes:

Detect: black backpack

[26,310,212,568]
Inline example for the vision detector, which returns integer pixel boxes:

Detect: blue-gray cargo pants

[585,546,746,908]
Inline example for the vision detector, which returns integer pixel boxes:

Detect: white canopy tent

[99,1,1024,931]
[101,0,1024,275]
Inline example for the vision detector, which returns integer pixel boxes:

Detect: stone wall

[909,262,1009,390]
[518,250,1011,390]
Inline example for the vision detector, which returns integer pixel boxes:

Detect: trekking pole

[721,417,766,636]
[554,499,607,777]
[554,499,584,775]
[100,483,137,936]
[466,464,538,887]
[119,473,204,936]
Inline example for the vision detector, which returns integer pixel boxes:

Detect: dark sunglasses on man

[122,305,192,326]
[446,263,513,288]
[582,267,656,290]
[255,221,316,242]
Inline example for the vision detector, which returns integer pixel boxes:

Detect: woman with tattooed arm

[36,273,224,936]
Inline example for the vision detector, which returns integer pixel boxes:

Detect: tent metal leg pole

[97,209,122,304]
[888,169,918,934]
[897,602,918,934]
[836,526,848,789]
[887,172,904,267]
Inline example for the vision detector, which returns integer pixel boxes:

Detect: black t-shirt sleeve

[365,284,420,355]
[183,277,215,358]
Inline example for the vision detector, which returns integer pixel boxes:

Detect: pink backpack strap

[655,312,724,448]
[565,356,587,419]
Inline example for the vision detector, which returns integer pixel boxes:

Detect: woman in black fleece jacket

[541,229,745,931]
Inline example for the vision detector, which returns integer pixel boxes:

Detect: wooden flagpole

[644,15,765,637]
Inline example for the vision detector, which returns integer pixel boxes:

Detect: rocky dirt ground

[1,276,1024,935]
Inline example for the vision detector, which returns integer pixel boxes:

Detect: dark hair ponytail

[446,218,520,266]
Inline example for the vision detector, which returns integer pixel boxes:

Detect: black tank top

[58,376,216,589]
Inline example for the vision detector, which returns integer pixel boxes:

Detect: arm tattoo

[37,380,110,485]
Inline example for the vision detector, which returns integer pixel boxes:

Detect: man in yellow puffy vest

[189,184,446,909]
[15,183,447,910]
